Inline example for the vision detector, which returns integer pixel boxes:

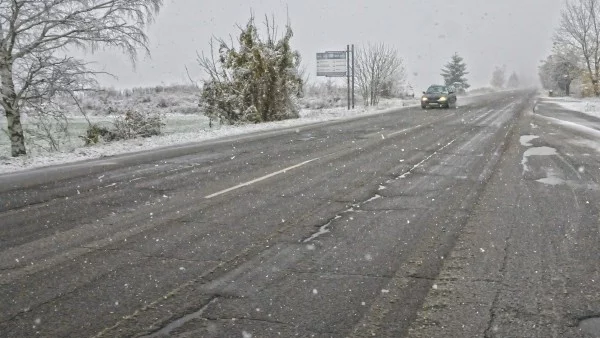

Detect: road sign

[316,47,355,110]
[317,51,347,77]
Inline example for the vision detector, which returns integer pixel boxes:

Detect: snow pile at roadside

[0,100,418,174]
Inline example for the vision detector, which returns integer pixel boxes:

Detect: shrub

[156,98,170,108]
[80,124,116,145]
[112,110,164,140]
[199,15,302,125]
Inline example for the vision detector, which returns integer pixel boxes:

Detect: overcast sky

[87,0,565,91]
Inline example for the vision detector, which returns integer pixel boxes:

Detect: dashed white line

[205,158,320,199]
[387,124,423,137]
[398,138,457,179]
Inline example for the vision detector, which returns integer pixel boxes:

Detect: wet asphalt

[1,90,599,337]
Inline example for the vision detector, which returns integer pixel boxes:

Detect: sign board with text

[317,51,347,77]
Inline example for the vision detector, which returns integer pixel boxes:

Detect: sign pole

[347,45,350,110]
[352,44,355,109]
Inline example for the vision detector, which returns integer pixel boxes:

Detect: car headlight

[439,96,447,101]
[422,97,428,101]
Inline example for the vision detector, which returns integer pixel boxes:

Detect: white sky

[85,0,565,91]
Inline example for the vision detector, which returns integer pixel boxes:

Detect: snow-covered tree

[539,42,581,96]
[355,43,405,106]
[555,0,600,96]
[198,15,303,125]
[490,65,507,88]
[441,53,470,92]
[507,72,520,88]
[0,0,163,157]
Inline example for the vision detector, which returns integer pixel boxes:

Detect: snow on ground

[545,96,600,120]
[0,99,418,174]
[539,96,600,154]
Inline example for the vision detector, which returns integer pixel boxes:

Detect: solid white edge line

[204,158,320,199]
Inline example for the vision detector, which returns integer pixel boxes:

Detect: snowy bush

[156,98,171,108]
[111,110,165,140]
[80,124,116,145]
[198,15,303,125]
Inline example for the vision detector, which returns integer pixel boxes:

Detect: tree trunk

[0,62,27,157]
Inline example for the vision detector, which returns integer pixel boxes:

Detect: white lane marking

[205,158,319,199]
[398,138,457,179]
[388,124,423,137]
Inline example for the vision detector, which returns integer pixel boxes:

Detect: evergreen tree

[507,72,520,88]
[441,53,470,92]
[491,65,507,88]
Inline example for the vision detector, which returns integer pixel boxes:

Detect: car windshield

[426,86,448,94]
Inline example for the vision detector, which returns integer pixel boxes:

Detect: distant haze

[84,0,565,91]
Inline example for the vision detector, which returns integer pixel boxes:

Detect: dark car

[421,85,457,109]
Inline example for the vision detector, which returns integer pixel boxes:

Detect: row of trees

[539,0,600,96]
[197,18,409,123]
[439,53,521,93]
[0,3,410,158]
[8,4,530,158]
[491,65,520,89]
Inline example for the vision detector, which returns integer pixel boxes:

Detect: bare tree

[555,0,600,96]
[355,43,405,106]
[0,0,163,157]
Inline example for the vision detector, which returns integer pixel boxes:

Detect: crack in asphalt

[201,316,340,335]
[139,297,219,338]
[483,206,517,338]
[0,268,107,325]
[286,269,393,279]
[81,246,222,264]
[302,138,458,243]
[203,315,296,327]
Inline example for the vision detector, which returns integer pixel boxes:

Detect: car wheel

[421,105,427,109]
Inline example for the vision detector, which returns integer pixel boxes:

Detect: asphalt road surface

[1,90,599,337]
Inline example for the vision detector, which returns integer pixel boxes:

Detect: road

[1,90,599,337]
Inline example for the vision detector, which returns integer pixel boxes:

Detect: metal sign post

[347,45,350,110]
[352,44,355,109]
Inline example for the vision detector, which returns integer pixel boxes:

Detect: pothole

[579,317,600,337]
[521,146,557,172]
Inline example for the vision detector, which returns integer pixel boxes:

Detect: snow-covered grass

[0,98,419,174]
